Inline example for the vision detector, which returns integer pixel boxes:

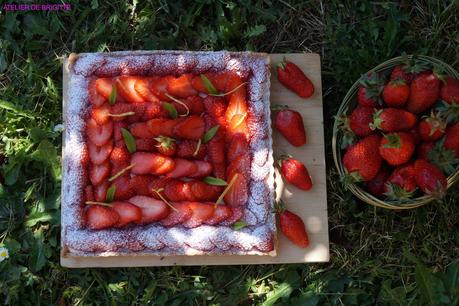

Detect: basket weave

[332,55,459,209]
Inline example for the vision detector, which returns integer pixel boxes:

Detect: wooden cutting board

[61,53,329,267]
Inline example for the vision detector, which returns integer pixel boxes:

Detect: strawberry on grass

[278,155,312,191]
[277,58,314,98]
[272,105,306,147]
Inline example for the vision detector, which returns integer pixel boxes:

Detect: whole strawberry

[349,105,374,137]
[414,159,447,197]
[441,76,459,104]
[390,65,413,84]
[273,106,306,146]
[154,136,176,156]
[406,71,441,114]
[417,141,435,160]
[408,126,422,145]
[357,72,383,107]
[278,205,309,248]
[366,167,391,198]
[382,79,410,108]
[418,112,446,141]
[277,59,314,98]
[444,122,459,157]
[379,132,415,166]
[371,108,417,132]
[343,134,382,181]
[384,164,417,199]
[278,156,312,191]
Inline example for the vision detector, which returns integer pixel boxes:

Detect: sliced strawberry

[85,185,94,202]
[227,154,251,179]
[88,78,106,107]
[226,114,249,141]
[177,139,207,159]
[149,177,170,199]
[164,179,186,202]
[146,118,176,137]
[134,77,160,102]
[142,102,165,121]
[112,201,142,227]
[227,133,249,162]
[88,141,113,165]
[86,205,119,230]
[223,173,248,207]
[111,176,135,200]
[109,144,130,167]
[131,152,175,175]
[166,74,197,98]
[220,206,244,226]
[91,105,111,125]
[129,175,152,196]
[191,73,217,93]
[182,202,214,228]
[110,103,135,122]
[190,181,221,201]
[185,96,205,115]
[225,73,244,92]
[160,202,192,227]
[150,76,173,101]
[207,139,226,179]
[86,118,113,146]
[182,181,197,201]
[116,75,146,104]
[95,78,119,100]
[213,163,227,180]
[128,196,170,224]
[205,204,231,225]
[130,122,155,138]
[166,158,197,178]
[173,116,205,140]
[94,181,109,202]
[135,138,156,152]
[203,96,227,123]
[225,88,248,124]
[113,121,128,141]
[189,160,213,178]
[89,161,110,185]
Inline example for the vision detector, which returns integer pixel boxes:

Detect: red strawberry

[94,78,120,100]
[181,181,197,201]
[190,181,221,201]
[227,133,249,163]
[189,160,213,178]
[191,73,213,93]
[418,112,446,141]
[85,185,94,202]
[111,201,142,227]
[166,74,197,98]
[220,206,244,226]
[91,105,111,125]
[379,132,415,166]
[88,141,113,165]
[406,72,441,114]
[226,113,250,142]
[109,103,135,121]
[116,75,146,104]
[89,161,110,185]
[417,141,435,160]
[135,138,156,152]
[176,139,207,159]
[109,144,130,167]
[408,126,422,146]
[88,78,106,107]
[441,76,459,104]
[278,156,313,191]
[94,181,109,202]
[207,139,226,179]
[160,202,193,227]
[203,96,227,123]
[273,107,306,146]
[365,167,391,198]
[343,134,382,181]
[278,209,309,248]
[227,154,251,179]
[382,79,410,108]
[134,77,160,102]
[130,122,156,138]
[390,65,413,84]
[131,152,175,175]
[349,105,374,137]
[225,90,247,127]
[164,180,186,202]
[113,121,128,141]
[166,158,197,178]
[182,202,214,228]
[143,102,167,120]
[185,96,205,114]
[111,176,135,200]
[173,116,205,140]
[150,76,172,101]
[372,108,417,132]
[277,59,314,98]
[86,205,119,230]
[147,118,176,138]
[384,164,417,198]
[204,204,231,225]
[224,173,248,207]
[86,118,113,146]
[148,177,170,199]
[414,159,447,197]
[128,196,170,224]
[444,122,459,157]
[154,136,176,156]
[129,175,152,196]
[357,73,383,107]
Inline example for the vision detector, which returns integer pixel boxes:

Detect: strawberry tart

[61,51,276,257]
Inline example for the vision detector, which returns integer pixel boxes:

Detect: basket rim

[332,55,459,210]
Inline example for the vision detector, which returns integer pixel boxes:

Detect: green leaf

[203,176,227,186]
[415,262,447,306]
[108,85,117,105]
[121,128,136,153]
[163,102,178,119]
[232,220,247,231]
[0,52,7,73]
[202,125,219,144]
[106,185,116,203]
[0,99,34,118]
[200,74,218,94]
[244,25,267,38]
[29,229,46,273]
[29,127,48,142]
[263,282,292,306]
[25,211,55,227]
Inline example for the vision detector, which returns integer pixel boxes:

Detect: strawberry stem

[192,138,202,157]
[108,111,135,118]
[215,174,239,206]
[108,163,135,182]
[209,82,248,97]
[85,201,112,207]
[152,189,178,212]
[164,93,190,116]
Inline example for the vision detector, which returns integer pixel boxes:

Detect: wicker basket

[332,55,459,209]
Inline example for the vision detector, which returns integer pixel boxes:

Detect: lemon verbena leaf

[106,185,116,203]
[200,74,218,94]
[202,125,219,144]
[121,128,136,153]
[162,102,178,119]
[203,176,228,186]
[232,220,247,231]
[108,85,117,105]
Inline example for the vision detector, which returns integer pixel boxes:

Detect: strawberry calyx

[154,135,176,150]
[382,133,401,149]
[370,109,383,130]
[276,57,287,70]
[383,183,415,201]
[276,154,292,169]
[274,200,287,214]
[436,100,459,124]
[427,139,459,175]
[423,111,447,136]
[388,78,407,86]
[341,171,363,187]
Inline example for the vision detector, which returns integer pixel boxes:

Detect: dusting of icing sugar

[63,51,276,256]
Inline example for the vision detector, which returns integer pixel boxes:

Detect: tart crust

[61,50,276,257]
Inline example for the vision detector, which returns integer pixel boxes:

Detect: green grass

[0,0,458,305]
